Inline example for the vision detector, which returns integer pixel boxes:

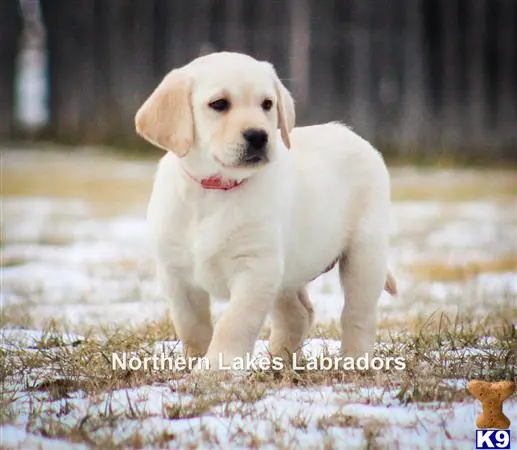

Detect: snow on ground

[2,150,516,448]
[3,154,516,329]
[2,152,516,328]
[3,331,517,449]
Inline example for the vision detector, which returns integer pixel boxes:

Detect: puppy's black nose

[242,129,268,150]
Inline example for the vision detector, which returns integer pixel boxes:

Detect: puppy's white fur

[136,52,395,369]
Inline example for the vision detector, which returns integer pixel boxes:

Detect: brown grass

[1,308,515,449]
[391,168,517,201]
[407,256,517,282]
[2,151,516,448]
[3,150,154,216]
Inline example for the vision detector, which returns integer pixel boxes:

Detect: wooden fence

[2,0,516,160]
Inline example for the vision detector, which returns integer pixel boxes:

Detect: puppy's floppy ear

[135,70,194,157]
[275,79,295,149]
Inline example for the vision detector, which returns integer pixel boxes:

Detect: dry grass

[3,149,154,216]
[2,151,516,448]
[391,168,517,201]
[3,171,151,217]
[407,256,517,282]
[1,308,515,448]
[4,152,516,207]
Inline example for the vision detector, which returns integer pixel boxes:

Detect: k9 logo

[476,430,511,449]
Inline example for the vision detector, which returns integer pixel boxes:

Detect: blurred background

[1,1,516,330]
[1,0,516,161]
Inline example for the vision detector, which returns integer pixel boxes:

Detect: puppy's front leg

[269,287,314,361]
[204,269,280,370]
[157,265,212,358]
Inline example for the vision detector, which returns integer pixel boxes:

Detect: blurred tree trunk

[441,0,461,149]
[331,0,352,125]
[349,0,373,138]
[91,0,111,140]
[103,0,135,140]
[399,0,426,153]
[466,0,487,145]
[251,0,279,63]
[0,1,22,139]
[105,0,156,140]
[189,0,212,57]
[166,0,188,65]
[374,2,400,144]
[224,0,245,52]
[497,0,516,148]
[289,0,310,110]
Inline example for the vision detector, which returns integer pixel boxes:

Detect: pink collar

[182,167,245,191]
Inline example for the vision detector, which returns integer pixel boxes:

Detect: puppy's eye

[262,99,273,111]
[209,99,230,112]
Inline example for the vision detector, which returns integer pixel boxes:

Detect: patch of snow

[1,328,84,349]
[4,329,516,449]
[1,425,88,450]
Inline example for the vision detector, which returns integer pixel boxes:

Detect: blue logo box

[476,430,511,449]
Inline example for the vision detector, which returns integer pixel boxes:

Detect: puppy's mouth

[239,142,270,166]
[237,157,269,168]
[213,151,269,170]
[213,155,236,169]
[244,155,262,164]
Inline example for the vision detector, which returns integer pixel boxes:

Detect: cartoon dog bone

[468,380,515,429]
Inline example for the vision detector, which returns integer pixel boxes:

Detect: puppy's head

[135,52,295,174]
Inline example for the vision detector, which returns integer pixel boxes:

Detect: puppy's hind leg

[269,287,314,360]
[339,238,387,358]
[157,265,212,358]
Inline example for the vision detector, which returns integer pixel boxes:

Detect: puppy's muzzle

[241,128,269,165]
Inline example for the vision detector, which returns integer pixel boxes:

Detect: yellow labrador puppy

[136,52,396,370]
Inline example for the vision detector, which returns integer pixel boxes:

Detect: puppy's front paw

[190,352,235,372]
[198,351,252,372]
[190,353,250,381]
[190,355,217,372]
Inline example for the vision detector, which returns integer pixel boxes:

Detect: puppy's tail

[384,269,398,296]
